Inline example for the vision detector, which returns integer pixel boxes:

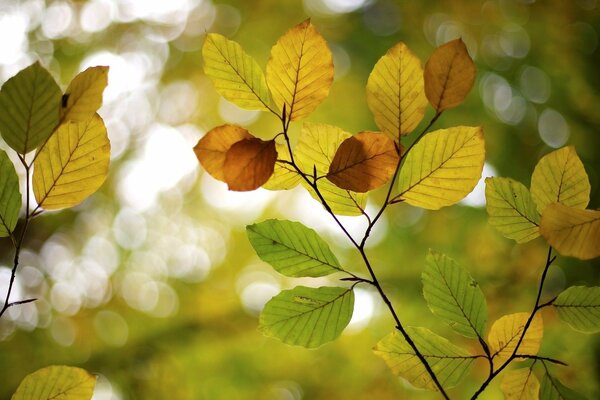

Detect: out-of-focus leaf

[0,150,21,237]
[396,126,485,209]
[366,42,427,140]
[540,372,587,400]
[424,39,476,112]
[223,138,277,191]
[553,286,600,333]
[33,114,110,210]
[488,313,543,367]
[11,365,96,400]
[61,66,108,123]
[0,62,61,154]
[539,204,600,260]
[259,286,354,348]
[500,368,540,400]
[374,327,474,390]
[262,142,301,190]
[485,177,540,243]
[266,19,333,121]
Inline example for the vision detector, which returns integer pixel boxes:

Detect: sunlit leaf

[193,124,252,182]
[540,372,587,400]
[424,39,476,112]
[539,204,600,260]
[374,327,474,390]
[266,19,333,121]
[259,285,354,348]
[33,114,110,210]
[500,368,540,400]
[422,251,487,338]
[488,313,543,367]
[12,365,96,400]
[530,146,590,214]
[61,66,108,123]
[485,177,540,243]
[223,138,277,191]
[553,286,600,333]
[203,33,274,112]
[366,42,427,140]
[0,62,61,154]
[0,150,21,237]
[396,126,485,209]
[262,142,302,190]
[246,219,345,277]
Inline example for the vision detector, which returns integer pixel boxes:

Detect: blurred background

[0,0,599,399]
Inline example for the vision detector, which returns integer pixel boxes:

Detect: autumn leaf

[262,142,302,190]
[500,368,540,400]
[553,286,600,333]
[424,39,476,112]
[223,137,277,191]
[61,66,109,123]
[12,365,96,400]
[488,313,543,367]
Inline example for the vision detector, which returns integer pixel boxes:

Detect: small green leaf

[259,286,354,348]
[540,372,587,400]
[12,365,96,400]
[247,219,345,277]
[553,286,600,333]
[0,150,21,237]
[422,251,487,338]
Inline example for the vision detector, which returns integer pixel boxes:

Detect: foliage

[11,365,96,400]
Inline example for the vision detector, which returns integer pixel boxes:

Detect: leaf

[366,42,427,140]
[0,62,62,154]
[424,38,476,112]
[500,368,540,400]
[33,114,110,210]
[374,327,474,390]
[485,177,541,243]
[61,66,109,123]
[262,142,302,190]
[539,204,600,260]
[327,131,400,193]
[223,138,277,191]
[540,373,587,400]
[553,286,600,333]
[0,150,21,237]
[295,123,366,216]
[203,33,273,112]
[193,124,252,182]
[259,285,354,348]
[530,146,590,214]
[422,251,487,338]
[488,313,543,367]
[246,219,345,277]
[265,19,334,121]
[11,365,96,400]
[396,126,485,209]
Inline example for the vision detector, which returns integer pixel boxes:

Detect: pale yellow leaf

[12,365,96,400]
[500,368,540,400]
[61,66,108,123]
[488,313,543,367]
[263,142,302,190]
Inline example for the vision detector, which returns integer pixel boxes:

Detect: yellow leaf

[396,126,485,209]
[223,138,277,191]
[488,313,543,367]
[203,33,274,112]
[266,19,334,121]
[424,39,476,112]
[366,42,427,140]
[262,142,302,190]
[12,365,96,400]
[327,131,400,193]
[530,146,590,214]
[33,114,110,210]
[61,66,109,123]
[540,203,600,260]
[500,368,540,400]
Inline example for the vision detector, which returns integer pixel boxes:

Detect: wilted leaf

[0,150,21,237]
[424,39,476,112]
[553,286,600,333]
[500,368,540,400]
[246,219,345,277]
[61,66,109,123]
[366,42,427,140]
[485,177,540,243]
[374,327,474,390]
[33,114,110,210]
[488,313,543,367]
[259,285,354,348]
[203,33,273,112]
[539,204,600,260]
[530,146,590,214]
[327,131,399,192]
[266,19,333,121]
[12,365,96,400]
[223,137,277,191]
[0,62,61,154]
[396,126,485,209]
[422,251,487,338]
[540,372,587,400]
[262,142,302,190]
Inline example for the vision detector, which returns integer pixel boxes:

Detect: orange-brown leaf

[223,138,277,191]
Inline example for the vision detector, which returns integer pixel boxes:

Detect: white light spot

[80,0,116,33]
[240,282,280,316]
[519,66,551,104]
[218,98,260,125]
[113,208,147,249]
[538,109,570,148]
[346,288,375,332]
[41,2,74,39]
[0,11,28,65]
[461,163,498,207]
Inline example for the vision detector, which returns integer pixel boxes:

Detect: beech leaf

[0,150,21,237]
[12,365,96,400]
[61,66,109,123]
[500,368,540,400]
[488,312,543,367]
[553,286,600,333]
[262,142,302,190]
[223,137,277,191]
[540,373,587,400]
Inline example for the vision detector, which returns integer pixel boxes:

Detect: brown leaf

[223,138,277,191]
[326,131,400,193]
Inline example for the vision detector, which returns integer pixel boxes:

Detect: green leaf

[540,373,587,400]
[422,251,487,338]
[0,150,21,237]
[259,286,354,348]
[553,286,600,333]
[0,62,61,154]
[247,219,345,277]
[485,177,540,243]
[374,327,474,390]
[12,365,96,400]
[500,367,540,400]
